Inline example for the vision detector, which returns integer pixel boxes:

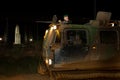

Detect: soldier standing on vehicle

[62,14,72,24]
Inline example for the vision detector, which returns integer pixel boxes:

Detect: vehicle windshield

[65,29,87,46]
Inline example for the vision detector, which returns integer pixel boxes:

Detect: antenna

[94,0,96,19]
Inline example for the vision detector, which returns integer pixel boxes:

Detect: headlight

[0,37,3,41]
[46,59,52,65]
[48,59,52,65]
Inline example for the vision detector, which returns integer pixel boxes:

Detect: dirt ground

[0,43,50,80]
[0,56,50,80]
[0,60,50,80]
[0,74,49,80]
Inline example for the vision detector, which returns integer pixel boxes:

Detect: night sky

[0,0,120,43]
[1,0,120,20]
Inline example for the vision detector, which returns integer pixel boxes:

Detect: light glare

[0,37,2,41]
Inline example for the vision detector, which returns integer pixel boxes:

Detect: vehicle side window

[100,31,117,44]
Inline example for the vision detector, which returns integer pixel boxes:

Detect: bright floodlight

[29,38,33,42]
[111,23,114,27]
[0,37,2,41]
[53,25,57,29]
[49,59,52,65]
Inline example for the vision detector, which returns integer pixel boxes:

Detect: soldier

[62,14,72,24]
